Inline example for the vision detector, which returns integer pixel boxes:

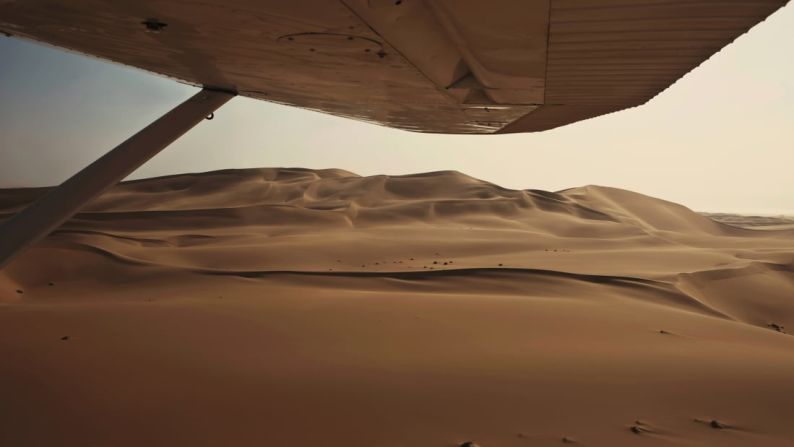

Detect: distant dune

[1,168,793,446]
[704,212,794,230]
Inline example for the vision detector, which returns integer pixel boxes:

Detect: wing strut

[0,88,235,269]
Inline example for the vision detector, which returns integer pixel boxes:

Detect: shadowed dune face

[1,168,793,447]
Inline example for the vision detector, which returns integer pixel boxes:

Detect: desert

[2,168,793,446]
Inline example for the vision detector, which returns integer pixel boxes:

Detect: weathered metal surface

[0,0,788,134]
[499,0,788,133]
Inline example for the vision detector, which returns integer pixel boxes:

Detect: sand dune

[705,212,794,231]
[1,168,793,446]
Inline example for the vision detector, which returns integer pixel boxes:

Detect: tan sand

[1,168,793,446]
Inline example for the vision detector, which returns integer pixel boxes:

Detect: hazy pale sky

[1,4,792,214]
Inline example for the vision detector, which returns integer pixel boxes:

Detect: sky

[1,4,792,214]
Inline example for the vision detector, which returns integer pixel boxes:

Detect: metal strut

[0,88,235,269]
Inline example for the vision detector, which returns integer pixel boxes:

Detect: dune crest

[1,168,793,447]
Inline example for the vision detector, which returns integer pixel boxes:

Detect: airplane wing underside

[0,0,788,134]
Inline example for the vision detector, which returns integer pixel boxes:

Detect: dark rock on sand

[710,419,727,429]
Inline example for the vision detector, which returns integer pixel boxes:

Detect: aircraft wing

[0,0,788,134]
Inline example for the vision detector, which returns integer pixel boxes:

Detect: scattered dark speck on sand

[409,257,414,260]
[659,330,671,334]
[498,263,503,267]
[16,289,23,294]
[60,336,69,341]
[459,442,480,447]
[630,425,645,434]
[433,261,438,264]
[562,436,574,443]
[710,420,727,429]
[443,262,448,265]
[768,323,786,333]
[48,282,55,286]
